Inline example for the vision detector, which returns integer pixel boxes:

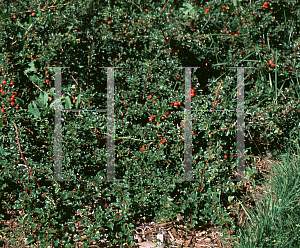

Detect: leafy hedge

[0,0,299,246]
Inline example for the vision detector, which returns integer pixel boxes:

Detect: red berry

[161,116,165,120]
[243,23,246,26]
[1,109,4,113]
[9,82,13,86]
[156,123,160,126]
[2,72,5,76]
[3,81,6,84]
[224,155,228,159]
[46,79,50,84]
[45,70,49,74]
[174,102,179,106]
[181,123,185,127]
[191,93,195,97]
[142,146,145,151]
[108,21,111,24]
[1,91,5,94]
[14,91,17,95]
[153,101,156,104]
[16,106,19,109]
[11,102,14,106]
[1,104,4,107]
[148,95,152,99]
[31,12,34,17]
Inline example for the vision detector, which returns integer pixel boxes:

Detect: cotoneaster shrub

[0,0,299,246]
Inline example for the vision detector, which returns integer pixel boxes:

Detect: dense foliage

[0,0,299,246]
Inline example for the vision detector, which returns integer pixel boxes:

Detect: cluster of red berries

[149,114,156,122]
[191,88,195,97]
[269,60,275,67]
[148,94,157,104]
[1,61,21,126]
[158,138,167,146]
[262,2,269,8]
[1,68,19,121]
[170,101,181,107]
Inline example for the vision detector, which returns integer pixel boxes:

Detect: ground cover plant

[0,0,299,247]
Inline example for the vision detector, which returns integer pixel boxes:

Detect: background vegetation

[0,0,299,246]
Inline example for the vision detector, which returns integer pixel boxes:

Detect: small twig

[24,72,43,92]
[14,123,55,206]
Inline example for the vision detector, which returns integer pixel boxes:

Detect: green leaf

[36,99,45,108]
[25,24,33,36]
[15,97,25,108]
[24,64,37,74]
[65,96,72,109]
[28,60,35,67]
[43,91,49,105]
[0,146,10,156]
[50,87,55,97]
[76,94,81,109]
[48,13,54,25]
[29,74,39,83]
[182,2,193,9]
[107,222,114,230]
[67,25,73,31]
[38,8,41,21]
[233,0,238,7]
[228,196,235,203]
[28,102,41,119]
[16,20,25,29]
[36,91,48,108]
